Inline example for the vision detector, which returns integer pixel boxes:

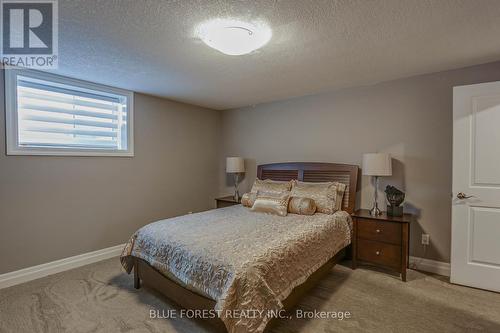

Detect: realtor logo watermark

[1,0,58,68]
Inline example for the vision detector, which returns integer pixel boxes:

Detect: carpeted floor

[0,258,499,333]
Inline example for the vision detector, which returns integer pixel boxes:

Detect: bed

[121,162,359,333]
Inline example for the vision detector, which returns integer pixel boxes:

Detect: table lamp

[362,153,392,216]
[226,157,245,201]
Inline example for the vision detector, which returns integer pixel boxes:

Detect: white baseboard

[0,243,125,290]
[409,256,450,277]
[0,246,450,289]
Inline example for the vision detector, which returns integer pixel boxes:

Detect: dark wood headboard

[257,162,359,214]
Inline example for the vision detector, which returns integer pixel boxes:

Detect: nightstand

[215,196,241,208]
[352,209,413,281]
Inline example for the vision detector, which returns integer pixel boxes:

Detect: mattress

[121,205,352,333]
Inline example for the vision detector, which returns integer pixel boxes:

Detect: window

[5,69,134,156]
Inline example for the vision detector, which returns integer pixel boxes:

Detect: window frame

[5,68,134,157]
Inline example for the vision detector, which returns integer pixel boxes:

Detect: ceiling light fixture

[195,18,272,56]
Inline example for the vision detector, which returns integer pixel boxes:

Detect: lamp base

[233,173,240,202]
[369,205,382,216]
[370,176,382,216]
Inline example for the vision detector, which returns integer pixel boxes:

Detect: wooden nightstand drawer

[358,219,401,245]
[215,196,241,209]
[357,239,402,269]
[217,200,239,208]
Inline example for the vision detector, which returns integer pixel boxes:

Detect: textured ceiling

[56,0,500,110]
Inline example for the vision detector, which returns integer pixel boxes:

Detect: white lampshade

[226,157,245,173]
[362,153,392,176]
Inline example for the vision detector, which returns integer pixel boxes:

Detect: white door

[452,81,500,292]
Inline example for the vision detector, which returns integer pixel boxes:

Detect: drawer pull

[376,251,381,255]
[376,229,381,233]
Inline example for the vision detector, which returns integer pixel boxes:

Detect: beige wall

[219,61,500,263]
[0,75,220,274]
[3,61,500,273]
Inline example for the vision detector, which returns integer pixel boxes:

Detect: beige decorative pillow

[288,197,316,215]
[241,192,257,208]
[251,191,290,217]
[291,180,346,214]
[334,182,347,212]
[250,179,292,194]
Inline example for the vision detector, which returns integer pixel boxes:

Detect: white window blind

[5,69,134,156]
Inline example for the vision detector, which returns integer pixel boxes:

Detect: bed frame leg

[134,260,141,289]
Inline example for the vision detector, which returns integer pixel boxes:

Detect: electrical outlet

[421,234,430,245]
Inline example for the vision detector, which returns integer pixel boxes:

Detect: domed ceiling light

[195,18,272,56]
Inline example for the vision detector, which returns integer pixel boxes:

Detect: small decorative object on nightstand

[226,157,245,201]
[352,209,413,281]
[362,153,392,216]
[215,195,241,208]
[385,185,405,217]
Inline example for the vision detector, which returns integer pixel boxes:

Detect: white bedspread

[121,205,352,333]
